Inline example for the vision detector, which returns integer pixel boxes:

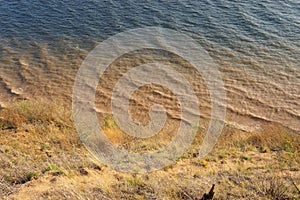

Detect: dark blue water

[1,1,299,50]
[0,0,299,131]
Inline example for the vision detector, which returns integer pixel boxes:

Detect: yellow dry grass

[0,99,299,199]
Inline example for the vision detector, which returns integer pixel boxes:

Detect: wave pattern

[0,0,299,131]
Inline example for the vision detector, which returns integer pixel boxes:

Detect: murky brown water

[0,42,299,132]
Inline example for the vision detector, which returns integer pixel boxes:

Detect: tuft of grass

[199,159,209,168]
[4,99,73,128]
[102,115,118,128]
[240,154,251,161]
[42,164,62,173]
[126,177,145,188]
[256,176,292,199]
[26,172,37,181]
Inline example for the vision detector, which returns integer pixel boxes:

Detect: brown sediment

[0,44,299,132]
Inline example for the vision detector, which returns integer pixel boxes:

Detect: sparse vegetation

[42,164,62,174]
[0,99,299,199]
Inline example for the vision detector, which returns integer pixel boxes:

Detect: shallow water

[0,0,299,132]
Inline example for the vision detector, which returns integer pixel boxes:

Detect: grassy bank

[0,99,299,199]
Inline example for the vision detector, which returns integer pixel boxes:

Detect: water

[0,0,299,132]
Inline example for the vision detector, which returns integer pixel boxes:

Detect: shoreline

[1,97,299,134]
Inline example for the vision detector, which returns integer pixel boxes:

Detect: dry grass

[0,99,299,199]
